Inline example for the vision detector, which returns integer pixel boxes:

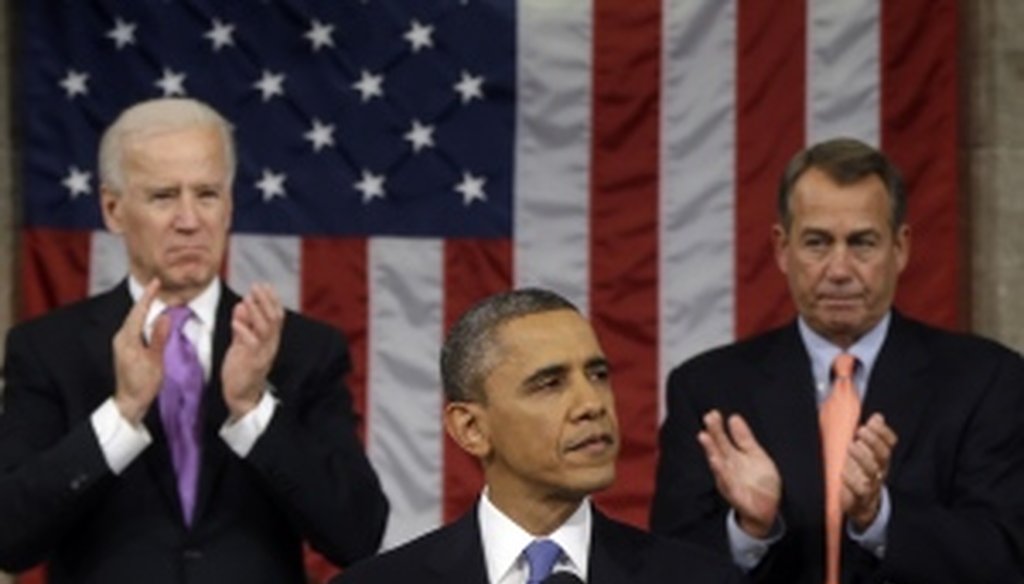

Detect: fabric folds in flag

[15,0,959,581]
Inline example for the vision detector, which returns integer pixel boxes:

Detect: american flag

[15,0,960,581]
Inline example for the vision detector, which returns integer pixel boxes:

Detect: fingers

[727,413,762,454]
[120,278,161,342]
[697,410,732,463]
[232,283,284,345]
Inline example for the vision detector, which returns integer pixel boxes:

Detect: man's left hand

[221,283,284,421]
[842,413,898,530]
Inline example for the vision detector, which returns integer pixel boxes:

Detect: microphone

[542,573,585,584]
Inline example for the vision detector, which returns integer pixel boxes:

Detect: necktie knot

[832,352,856,381]
[165,305,193,333]
[524,539,562,584]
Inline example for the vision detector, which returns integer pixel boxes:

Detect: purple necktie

[524,539,563,584]
[158,306,203,525]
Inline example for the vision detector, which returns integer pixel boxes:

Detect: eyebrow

[520,355,610,388]
[521,363,569,388]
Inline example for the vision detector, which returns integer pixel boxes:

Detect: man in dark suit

[651,137,1024,584]
[0,98,388,583]
[334,288,744,584]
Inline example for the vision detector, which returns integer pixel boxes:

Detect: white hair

[98,97,236,192]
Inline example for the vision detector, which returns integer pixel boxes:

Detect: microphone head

[542,573,585,584]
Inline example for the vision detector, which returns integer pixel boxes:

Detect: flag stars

[403,20,435,53]
[59,70,89,99]
[255,169,287,202]
[155,68,187,97]
[354,170,386,203]
[62,166,92,199]
[455,171,486,205]
[205,19,236,51]
[404,120,436,153]
[106,18,137,49]
[253,70,286,101]
[304,119,336,152]
[453,70,485,104]
[305,19,336,52]
[352,69,384,103]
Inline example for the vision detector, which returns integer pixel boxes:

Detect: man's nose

[174,196,200,228]
[570,377,610,421]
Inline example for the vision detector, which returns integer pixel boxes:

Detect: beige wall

[965,0,1024,352]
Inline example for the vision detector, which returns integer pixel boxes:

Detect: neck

[486,487,584,536]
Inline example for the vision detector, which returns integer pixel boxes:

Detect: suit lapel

[424,510,490,582]
[190,285,239,527]
[81,282,186,521]
[860,312,930,479]
[749,324,826,518]
[588,509,641,584]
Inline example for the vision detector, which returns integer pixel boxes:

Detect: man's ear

[444,401,490,459]
[771,223,789,274]
[100,186,124,234]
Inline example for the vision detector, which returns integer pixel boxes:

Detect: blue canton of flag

[22,0,515,238]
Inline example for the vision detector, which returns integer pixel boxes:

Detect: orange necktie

[820,353,861,584]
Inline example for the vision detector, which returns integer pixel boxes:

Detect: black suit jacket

[332,504,745,583]
[651,312,1024,584]
[0,282,388,583]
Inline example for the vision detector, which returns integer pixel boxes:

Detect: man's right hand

[698,409,782,539]
[112,279,170,425]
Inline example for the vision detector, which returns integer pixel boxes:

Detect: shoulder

[5,287,126,348]
[891,313,1022,367]
[667,323,794,379]
[332,520,468,583]
[594,513,742,582]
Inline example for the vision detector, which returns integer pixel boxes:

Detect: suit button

[183,548,203,561]
[69,474,89,491]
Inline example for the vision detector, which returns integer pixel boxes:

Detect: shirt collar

[478,489,591,583]
[798,311,891,402]
[128,276,221,336]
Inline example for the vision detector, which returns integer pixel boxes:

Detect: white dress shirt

[478,489,590,584]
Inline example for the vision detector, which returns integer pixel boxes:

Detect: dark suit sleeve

[881,347,1024,583]
[0,325,114,571]
[650,361,733,555]
[239,316,388,567]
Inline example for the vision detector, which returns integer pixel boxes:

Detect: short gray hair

[440,288,578,403]
[98,98,236,192]
[777,137,906,233]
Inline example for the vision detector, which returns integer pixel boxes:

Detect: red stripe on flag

[301,237,370,438]
[441,239,512,522]
[735,1,806,338]
[882,0,962,329]
[18,228,91,320]
[590,0,661,528]
[300,237,369,582]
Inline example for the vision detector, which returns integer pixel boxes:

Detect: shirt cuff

[90,398,152,475]
[219,388,278,457]
[726,509,785,571]
[847,486,890,559]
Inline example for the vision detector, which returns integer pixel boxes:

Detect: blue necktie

[524,539,563,584]
[158,306,204,525]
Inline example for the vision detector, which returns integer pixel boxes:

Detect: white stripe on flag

[659,0,737,418]
[227,234,301,310]
[367,237,444,549]
[807,0,880,145]
[513,0,592,314]
[88,231,127,295]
